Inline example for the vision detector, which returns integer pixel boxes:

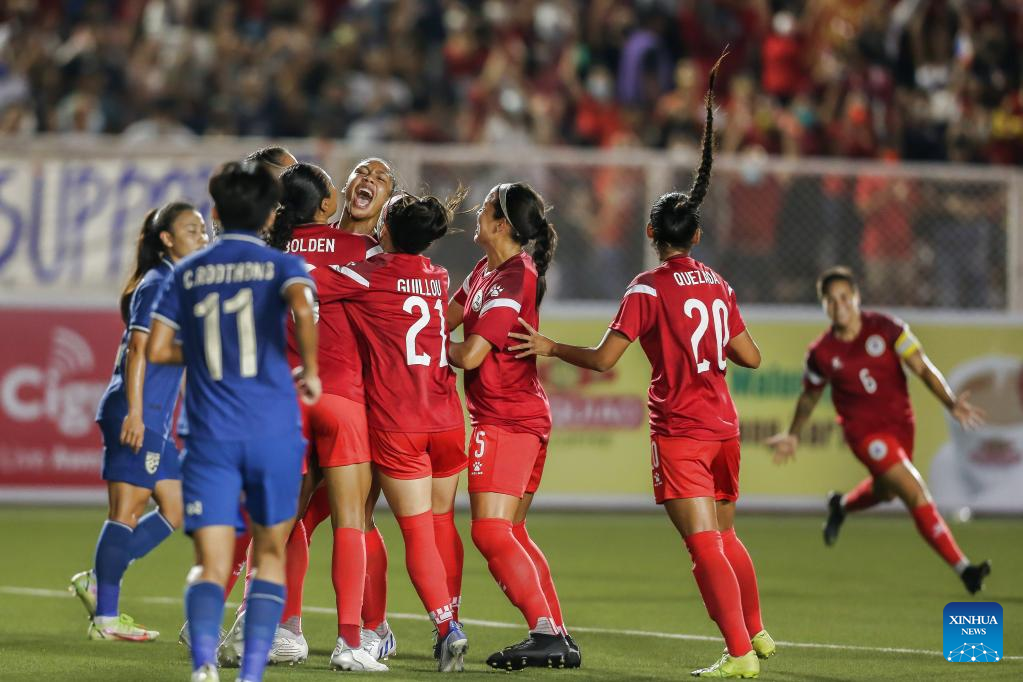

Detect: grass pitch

[0,506,1020,681]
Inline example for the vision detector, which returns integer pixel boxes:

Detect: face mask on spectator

[587,74,612,102]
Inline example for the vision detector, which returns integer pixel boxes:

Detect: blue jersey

[152,231,314,441]
[96,259,184,439]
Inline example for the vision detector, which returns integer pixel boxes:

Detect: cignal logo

[944,602,1002,662]
[0,327,108,437]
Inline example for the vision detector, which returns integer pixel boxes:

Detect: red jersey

[610,255,746,440]
[452,253,551,440]
[803,310,919,447]
[284,223,381,402]
[318,252,463,433]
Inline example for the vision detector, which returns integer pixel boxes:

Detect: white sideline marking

[8,585,1020,661]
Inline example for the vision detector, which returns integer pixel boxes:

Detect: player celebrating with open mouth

[317,189,470,673]
[72,201,208,641]
[446,182,578,670]
[509,56,776,679]
[147,160,320,682]
[767,266,991,594]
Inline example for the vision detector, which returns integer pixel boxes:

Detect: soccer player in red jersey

[318,190,470,672]
[257,162,383,670]
[445,182,576,670]
[510,59,775,679]
[767,266,991,594]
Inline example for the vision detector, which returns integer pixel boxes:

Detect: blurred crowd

[1,0,1022,164]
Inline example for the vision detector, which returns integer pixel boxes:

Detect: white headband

[497,183,516,234]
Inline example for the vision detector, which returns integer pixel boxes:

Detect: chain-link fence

[2,138,1021,311]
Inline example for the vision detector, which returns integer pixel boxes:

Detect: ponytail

[492,182,557,306]
[266,163,333,251]
[386,186,468,255]
[650,50,727,252]
[120,201,195,324]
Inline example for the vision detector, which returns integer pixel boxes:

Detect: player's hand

[508,318,556,358]
[765,432,798,465]
[120,412,145,453]
[292,367,322,405]
[951,390,985,430]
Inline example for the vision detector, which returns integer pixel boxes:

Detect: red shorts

[467,425,548,497]
[301,394,371,469]
[851,432,911,477]
[650,435,740,504]
[369,427,467,480]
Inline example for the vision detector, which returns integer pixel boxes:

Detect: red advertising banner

[0,307,124,499]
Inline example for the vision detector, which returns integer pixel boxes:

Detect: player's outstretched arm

[902,348,985,430]
[726,330,761,369]
[120,330,148,453]
[287,282,321,405]
[446,298,465,332]
[447,333,491,370]
[146,320,184,365]
[509,318,631,373]
[766,386,824,464]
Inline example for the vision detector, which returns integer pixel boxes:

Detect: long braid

[682,50,727,213]
[531,219,558,306]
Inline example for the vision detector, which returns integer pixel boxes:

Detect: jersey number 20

[403,296,448,367]
[684,298,729,373]
[193,288,257,380]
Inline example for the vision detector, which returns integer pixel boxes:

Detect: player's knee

[199,564,231,586]
[159,505,183,530]
[470,518,511,556]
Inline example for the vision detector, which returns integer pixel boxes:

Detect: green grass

[0,507,1020,681]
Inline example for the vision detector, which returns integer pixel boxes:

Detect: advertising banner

[1,307,1020,511]
[536,314,1023,512]
[0,308,123,498]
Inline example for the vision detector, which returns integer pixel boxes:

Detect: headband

[497,183,516,234]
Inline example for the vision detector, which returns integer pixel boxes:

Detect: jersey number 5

[683,298,729,373]
[403,296,448,368]
[193,288,257,380]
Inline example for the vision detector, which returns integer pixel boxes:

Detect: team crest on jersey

[487,284,504,298]
[832,356,843,370]
[144,450,160,475]
[471,290,484,312]
[866,334,886,357]
[867,439,888,461]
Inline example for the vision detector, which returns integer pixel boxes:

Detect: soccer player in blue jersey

[147,160,320,682]
[69,202,208,641]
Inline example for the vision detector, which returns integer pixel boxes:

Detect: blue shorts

[99,418,180,489]
[178,443,248,535]
[181,430,304,534]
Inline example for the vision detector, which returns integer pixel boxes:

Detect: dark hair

[208,161,282,233]
[386,187,468,255]
[245,145,294,170]
[266,163,332,251]
[649,51,726,252]
[817,266,858,299]
[120,201,196,324]
[492,183,558,306]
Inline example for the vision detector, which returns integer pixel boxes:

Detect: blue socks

[241,579,286,681]
[129,510,175,560]
[186,580,225,670]
[93,520,133,617]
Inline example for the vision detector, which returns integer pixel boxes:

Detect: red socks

[302,485,332,545]
[684,530,752,657]
[842,477,880,513]
[433,511,464,621]
[223,530,251,598]
[395,511,453,636]
[719,528,764,636]
[471,518,552,631]
[281,520,309,627]
[512,521,565,631]
[333,528,365,647]
[362,526,388,630]
[911,503,967,570]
